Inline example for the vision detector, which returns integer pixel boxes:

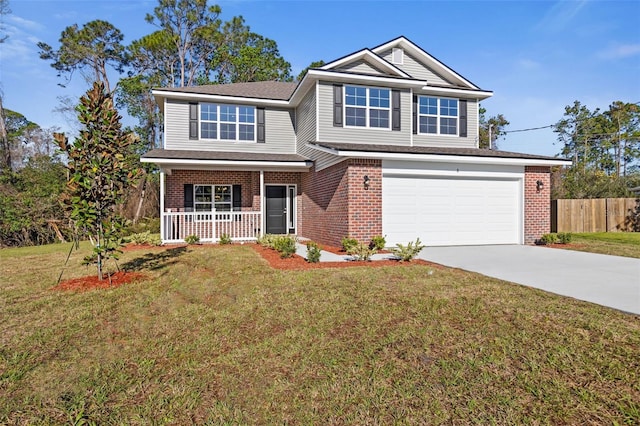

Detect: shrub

[557,232,572,244]
[185,234,200,245]
[369,235,386,250]
[306,241,322,263]
[127,231,161,246]
[539,233,558,245]
[341,236,358,252]
[391,238,426,262]
[348,242,377,261]
[273,235,297,258]
[219,233,232,245]
[257,234,276,248]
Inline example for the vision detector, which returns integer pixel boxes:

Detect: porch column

[159,171,165,242]
[260,170,264,236]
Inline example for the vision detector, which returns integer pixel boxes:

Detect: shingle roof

[154,81,298,101]
[141,149,310,163]
[310,142,569,162]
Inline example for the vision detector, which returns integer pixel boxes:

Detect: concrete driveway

[419,245,640,315]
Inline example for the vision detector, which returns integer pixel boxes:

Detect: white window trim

[343,85,392,130]
[417,96,459,137]
[200,103,257,143]
[194,184,233,222]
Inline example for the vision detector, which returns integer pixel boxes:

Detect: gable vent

[392,48,404,65]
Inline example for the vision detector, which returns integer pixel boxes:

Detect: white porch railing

[162,211,262,243]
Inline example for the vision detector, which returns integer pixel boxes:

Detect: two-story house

[141,36,570,247]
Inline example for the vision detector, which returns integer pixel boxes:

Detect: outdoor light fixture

[363,175,370,190]
[536,180,544,191]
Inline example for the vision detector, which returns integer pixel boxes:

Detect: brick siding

[300,159,382,246]
[524,166,551,244]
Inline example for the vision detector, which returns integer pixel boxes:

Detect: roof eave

[141,156,312,172]
[151,89,291,106]
[307,144,572,167]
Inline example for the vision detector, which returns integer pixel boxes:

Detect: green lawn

[559,232,640,258]
[1,243,639,424]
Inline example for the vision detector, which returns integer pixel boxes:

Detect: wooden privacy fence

[551,198,640,233]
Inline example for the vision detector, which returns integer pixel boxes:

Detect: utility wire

[503,125,554,134]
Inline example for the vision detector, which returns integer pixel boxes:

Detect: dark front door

[266,186,287,234]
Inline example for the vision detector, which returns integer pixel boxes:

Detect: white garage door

[383,175,522,246]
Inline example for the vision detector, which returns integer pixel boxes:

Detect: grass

[1,243,639,424]
[557,232,640,258]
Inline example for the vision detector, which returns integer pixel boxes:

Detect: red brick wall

[524,166,551,244]
[300,161,350,245]
[346,159,382,242]
[299,159,382,246]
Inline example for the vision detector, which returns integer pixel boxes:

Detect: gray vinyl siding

[413,98,479,148]
[317,81,411,146]
[335,60,385,75]
[296,84,340,170]
[164,99,296,153]
[379,49,450,86]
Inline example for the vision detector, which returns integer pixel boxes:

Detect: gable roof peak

[371,36,480,90]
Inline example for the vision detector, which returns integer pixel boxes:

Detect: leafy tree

[552,100,640,198]
[478,106,509,149]
[37,20,127,92]
[0,0,9,43]
[0,155,68,246]
[296,60,325,82]
[212,16,291,83]
[145,0,223,87]
[55,82,140,280]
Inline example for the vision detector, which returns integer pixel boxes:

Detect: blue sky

[1,0,639,157]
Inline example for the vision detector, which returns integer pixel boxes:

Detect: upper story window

[344,85,391,129]
[200,103,255,142]
[418,97,458,136]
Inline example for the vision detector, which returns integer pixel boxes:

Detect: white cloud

[535,0,588,32]
[516,58,541,70]
[7,15,44,31]
[597,43,640,60]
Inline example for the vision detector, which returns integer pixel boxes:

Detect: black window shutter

[232,185,242,221]
[257,108,265,143]
[459,100,467,138]
[333,84,343,127]
[392,89,401,131]
[412,95,418,135]
[189,103,198,140]
[184,184,194,211]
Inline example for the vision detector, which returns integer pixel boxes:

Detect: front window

[200,104,255,142]
[418,97,458,135]
[345,85,390,129]
[194,184,232,221]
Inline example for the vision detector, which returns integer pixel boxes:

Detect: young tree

[55,82,139,280]
[37,20,127,92]
[478,105,509,149]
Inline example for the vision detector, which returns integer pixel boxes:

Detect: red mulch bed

[251,243,433,270]
[53,271,147,292]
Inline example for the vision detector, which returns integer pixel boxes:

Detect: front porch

[157,168,305,244]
